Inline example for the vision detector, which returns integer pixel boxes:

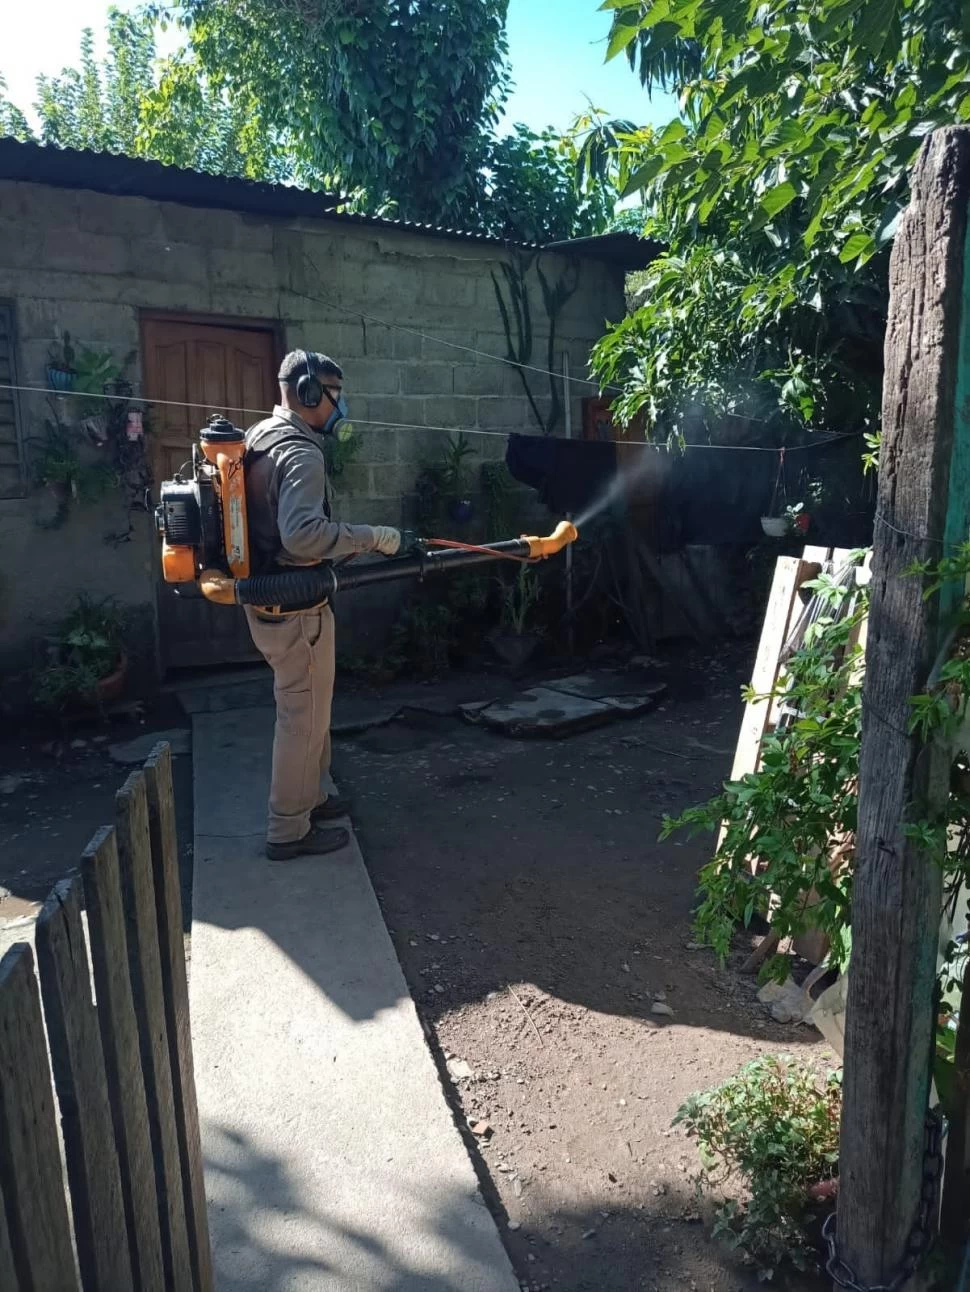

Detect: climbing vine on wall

[491,252,580,435]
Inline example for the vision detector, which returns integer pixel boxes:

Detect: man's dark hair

[278,350,343,384]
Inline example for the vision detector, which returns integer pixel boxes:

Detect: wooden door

[142,317,279,671]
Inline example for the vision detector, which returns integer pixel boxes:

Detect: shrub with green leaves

[674,1054,841,1278]
[662,567,868,979]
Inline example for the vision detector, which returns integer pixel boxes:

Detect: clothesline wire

[874,510,970,552]
[0,381,859,454]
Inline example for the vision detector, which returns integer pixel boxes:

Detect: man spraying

[244,350,400,860]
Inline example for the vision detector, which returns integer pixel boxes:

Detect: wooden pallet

[721,546,865,970]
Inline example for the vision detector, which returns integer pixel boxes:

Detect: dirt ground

[0,695,194,934]
[336,646,831,1292]
[0,645,833,1291]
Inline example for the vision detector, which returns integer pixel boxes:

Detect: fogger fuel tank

[157,415,250,585]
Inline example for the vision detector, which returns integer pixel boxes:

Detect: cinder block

[401,363,453,396]
[341,358,401,395]
[502,364,541,398]
[41,229,130,276]
[421,327,473,362]
[235,214,276,253]
[0,220,42,267]
[477,397,533,430]
[336,464,372,497]
[454,365,503,397]
[360,396,425,430]
[1,181,78,228]
[11,297,57,341]
[129,238,207,285]
[209,248,277,289]
[354,427,397,465]
[419,275,476,309]
[423,396,478,431]
[473,332,512,365]
[362,261,423,302]
[391,329,423,360]
[203,284,278,318]
[162,204,239,248]
[76,191,164,240]
[370,463,420,498]
[347,496,404,528]
[397,426,443,468]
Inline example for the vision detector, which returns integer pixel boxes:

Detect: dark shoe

[311,794,352,824]
[266,825,350,861]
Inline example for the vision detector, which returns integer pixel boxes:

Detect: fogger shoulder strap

[245,425,332,522]
[244,423,333,612]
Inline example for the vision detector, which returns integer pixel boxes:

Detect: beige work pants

[245,605,335,844]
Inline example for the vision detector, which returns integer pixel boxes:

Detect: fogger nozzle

[523,520,579,559]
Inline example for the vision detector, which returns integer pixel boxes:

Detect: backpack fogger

[156,415,580,611]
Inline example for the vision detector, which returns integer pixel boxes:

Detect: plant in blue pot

[443,433,475,526]
[47,331,77,392]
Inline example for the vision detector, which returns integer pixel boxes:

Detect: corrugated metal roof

[0,137,540,248]
[0,136,658,263]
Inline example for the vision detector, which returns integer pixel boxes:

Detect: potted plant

[761,514,789,537]
[489,565,542,671]
[47,330,77,392]
[31,595,128,714]
[442,433,476,525]
[787,502,811,535]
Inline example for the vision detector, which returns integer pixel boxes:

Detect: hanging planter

[449,497,474,525]
[46,330,77,393]
[761,515,789,538]
[761,447,790,537]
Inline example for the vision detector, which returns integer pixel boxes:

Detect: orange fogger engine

[156,415,250,586]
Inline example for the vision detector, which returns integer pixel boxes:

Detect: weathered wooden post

[834,127,970,1286]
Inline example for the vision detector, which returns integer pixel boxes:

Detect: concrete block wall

[0,177,625,673]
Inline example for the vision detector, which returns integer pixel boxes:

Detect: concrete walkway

[190,704,519,1292]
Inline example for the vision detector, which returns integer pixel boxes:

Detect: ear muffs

[295,350,323,408]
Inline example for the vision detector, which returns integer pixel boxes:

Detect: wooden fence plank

[0,1177,20,1290]
[144,742,214,1292]
[0,944,77,1291]
[35,877,134,1292]
[116,771,194,1292]
[82,826,166,1292]
[837,126,970,1283]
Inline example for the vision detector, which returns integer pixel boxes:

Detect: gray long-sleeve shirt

[245,407,376,567]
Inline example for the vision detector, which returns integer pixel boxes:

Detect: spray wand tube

[199,520,579,609]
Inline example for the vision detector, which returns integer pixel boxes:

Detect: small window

[0,302,24,497]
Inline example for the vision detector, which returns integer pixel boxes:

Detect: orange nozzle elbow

[199,570,238,605]
[524,520,579,559]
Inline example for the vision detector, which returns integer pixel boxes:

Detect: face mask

[322,391,351,437]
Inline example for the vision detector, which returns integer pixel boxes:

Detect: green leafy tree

[482,123,617,244]
[161,0,513,223]
[0,77,33,142]
[1,7,298,183]
[1,4,617,242]
[587,0,969,440]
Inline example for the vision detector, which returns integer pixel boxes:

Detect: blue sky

[3,1,677,136]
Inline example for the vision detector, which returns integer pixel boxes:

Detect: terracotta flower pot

[96,652,128,705]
